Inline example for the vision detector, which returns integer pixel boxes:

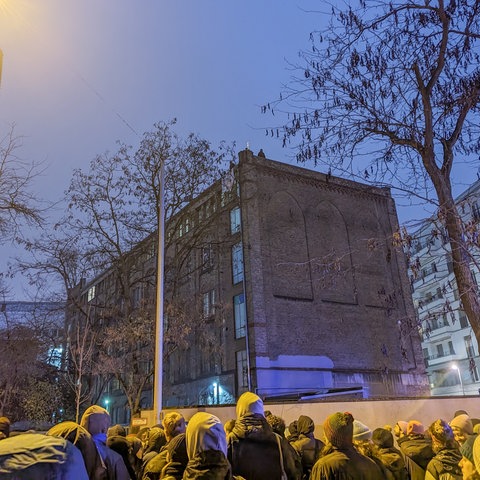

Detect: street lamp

[451,364,465,396]
[153,159,165,424]
[103,398,110,412]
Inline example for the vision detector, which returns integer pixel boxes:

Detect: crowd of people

[0,392,479,479]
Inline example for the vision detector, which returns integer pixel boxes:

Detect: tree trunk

[437,182,480,345]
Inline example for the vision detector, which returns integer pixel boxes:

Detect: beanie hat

[454,410,469,418]
[396,421,408,435]
[372,428,394,448]
[407,420,424,436]
[0,417,10,438]
[450,414,473,435]
[353,420,372,442]
[460,434,476,464]
[236,392,264,417]
[323,412,354,448]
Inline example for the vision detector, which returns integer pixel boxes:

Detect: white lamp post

[153,160,165,424]
[451,364,465,396]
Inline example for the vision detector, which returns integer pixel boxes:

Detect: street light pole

[451,364,465,396]
[153,160,165,424]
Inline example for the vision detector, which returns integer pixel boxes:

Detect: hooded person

[48,420,105,480]
[310,412,383,480]
[450,414,474,446]
[0,432,89,479]
[289,415,324,479]
[371,427,409,480]
[227,391,302,480]
[181,411,235,480]
[107,426,136,480]
[80,405,130,480]
[425,419,462,480]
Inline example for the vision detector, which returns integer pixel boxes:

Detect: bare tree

[0,124,43,243]
[265,0,480,342]
[56,120,233,418]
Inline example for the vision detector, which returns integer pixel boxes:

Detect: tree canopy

[265,0,480,344]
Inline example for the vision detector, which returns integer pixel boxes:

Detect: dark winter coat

[398,433,435,470]
[373,446,409,480]
[161,433,188,480]
[228,413,301,480]
[183,450,234,480]
[425,447,463,480]
[290,416,324,479]
[310,445,384,480]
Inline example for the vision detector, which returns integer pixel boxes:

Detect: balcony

[424,351,457,367]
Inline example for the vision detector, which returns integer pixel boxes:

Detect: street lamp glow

[451,364,465,396]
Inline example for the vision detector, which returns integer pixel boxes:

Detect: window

[230,207,241,234]
[234,293,246,338]
[436,344,444,357]
[465,336,475,358]
[459,313,469,329]
[87,285,96,302]
[236,350,248,389]
[202,244,213,269]
[203,290,216,317]
[232,242,244,284]
[448,341,455,355]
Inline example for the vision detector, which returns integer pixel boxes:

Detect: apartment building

[71,149,428,422]
[410,180,480,396]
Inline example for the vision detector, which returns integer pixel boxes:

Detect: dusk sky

[0,1,476,300]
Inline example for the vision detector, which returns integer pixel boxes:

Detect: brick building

[71,150,428,421]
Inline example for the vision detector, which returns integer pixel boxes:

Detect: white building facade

[410,180,480,396]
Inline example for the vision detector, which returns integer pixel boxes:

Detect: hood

[186,412,227,460]
[236,392,264,418]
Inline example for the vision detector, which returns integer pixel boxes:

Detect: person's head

[372,428,394,449]
[407,420,425,437]
[144,426,167,454]
[353,420,372,443]
[235,392,264,418]
[107,424,126,437]
[80,405,111,435]
[163,412,186,441]
[450,414,474,446]
[0,417,11,440]
[323,412,354,449]
[185,412,227,460]
[296,415,315,437]
[394,420,408,438]
[428,419,457,453]
[266,413,286,437]
[459,434,478,479]
[287,420,298,440]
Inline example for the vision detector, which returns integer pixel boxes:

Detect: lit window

[232,242,243,284]
[234,293,246,338]
[230,207,241,234]
[87,286,96,302]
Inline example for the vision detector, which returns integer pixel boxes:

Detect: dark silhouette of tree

[21,120,234,419]
[0,125,43,243]
[264,0,480,343]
